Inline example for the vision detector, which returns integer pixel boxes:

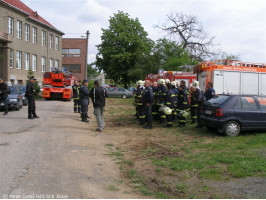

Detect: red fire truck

[42,70,74,100]
[145,71,196,86]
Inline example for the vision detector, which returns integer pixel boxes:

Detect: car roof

[218,94,266,97]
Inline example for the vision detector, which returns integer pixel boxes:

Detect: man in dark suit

[0,77,8,116]
[26,77,39,119]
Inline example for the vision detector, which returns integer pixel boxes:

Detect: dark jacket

[165,89,175,108]
[79,85,90,103]
[204,88,215,101]
[191,88,205,106]
[89,86,108,107]
[158,85,166,104]
[72,84,80,99]
[0,82,8,99]
[177,89,189,111]
[141,86,154,105]
[25,82,35,98]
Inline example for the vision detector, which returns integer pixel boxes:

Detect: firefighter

[72,80,81,113]
[151,81,159,120]
[204,81,215,101]
[190,85,205,128]
[180,80,190,96]
[165,83,175,127]
[79,80,90,122]
[141,80,154,129]
[26,76,39,119]
[158,79,166,124]
[177,85,189,127]
[0,78,8,116]
[136,80,145,125]
[171,81,178,122]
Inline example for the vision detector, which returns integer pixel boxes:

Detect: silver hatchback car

[105,87,133,99]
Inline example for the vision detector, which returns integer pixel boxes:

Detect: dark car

[0,86,23,111]
[15,85,28,106]
[201,94,266,137]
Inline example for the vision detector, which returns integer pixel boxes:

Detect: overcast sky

[22,0,266,64]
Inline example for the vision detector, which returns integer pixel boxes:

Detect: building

[0,0,64,85]
[62,38,87,81]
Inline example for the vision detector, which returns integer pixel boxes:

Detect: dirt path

[0,99,144,199]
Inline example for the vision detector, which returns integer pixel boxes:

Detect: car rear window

[9,87,18,94]
[207,95,230,105]
[257,97,266,110]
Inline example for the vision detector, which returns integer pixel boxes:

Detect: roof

[1,0,64,35]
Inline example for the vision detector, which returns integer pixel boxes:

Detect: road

[0,100,142,199]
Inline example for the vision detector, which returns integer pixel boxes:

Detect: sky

[22,0,266,64]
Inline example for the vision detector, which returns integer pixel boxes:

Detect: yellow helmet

[164,107,172,115]
[178,110,190,119]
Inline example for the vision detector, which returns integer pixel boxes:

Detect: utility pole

[85,30,90,79]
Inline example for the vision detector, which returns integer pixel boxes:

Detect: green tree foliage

[87,63,99,75]
[144,38,198,73]
[96,11,153,88]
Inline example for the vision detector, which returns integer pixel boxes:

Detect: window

[235,97,258,110]
[32,27,37,44]
[25,53,30,70]
[8,17,14,36]
[257,97,266,110]
[118,88,125,92]
[16,20,22,39]
[50,34,54,49]
[16,51,22,69]
[9,49,14,68]
[62,64,81,73]
[49,58,53,71]
[62,48,81,57]
[55,36,59,50]
[32,55,37,71]
[41,57,46,72]
[25,24,30,41]
[42,30,46,46]
[55,60,59,69]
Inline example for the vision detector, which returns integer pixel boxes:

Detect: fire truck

[194,60,266,95]
[145,71,196,86]
[42,69,74,100]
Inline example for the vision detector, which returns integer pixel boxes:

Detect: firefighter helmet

[192,80,199,87]
[137,80,142,86]
[175,80,179,85]
[159,106,166,112]
[178,110,190,119]
[157,79,161,84]
[160,79,165,85]
[171,81,176,86]
[165,79,170,84]
[140,81,145,86]
[164,107,172,115]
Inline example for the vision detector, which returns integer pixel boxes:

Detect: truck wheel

[122,94,127,99]
[225,121,240,137]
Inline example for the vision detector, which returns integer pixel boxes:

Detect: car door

[108,88,116,97]
[117,88,125,97]
[234,96,263,128]
[255,96,266,128]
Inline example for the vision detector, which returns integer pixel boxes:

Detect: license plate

[205,110,212,115]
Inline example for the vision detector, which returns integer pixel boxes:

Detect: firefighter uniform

[171,83,178,122]
[165,88,175,127]
[72,84,81,113]
[141,85,154,129]
[152,86,159,120]
[190,88,204,125]
[158,83,167,124]
[136,86,145,125]
[177,88,189,126]
[79,84,90,122]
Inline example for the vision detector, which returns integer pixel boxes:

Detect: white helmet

[175,80,179,86]
[164,107,172,115]
[137,80,142,86]
[160,79,165,85]
[192,80,199,87]
[171,81,176,86]
[157,79,161,84]
[178,110,190,119]
[165,79,170,84]
[140,81,145,86]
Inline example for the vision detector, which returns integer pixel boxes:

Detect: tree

[96,11,153,88]
[87,62,99,75]
[155,13,219,61]
[147,38,198,72]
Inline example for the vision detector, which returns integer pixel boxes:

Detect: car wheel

[225,121,240,137]
[122,94,127,99]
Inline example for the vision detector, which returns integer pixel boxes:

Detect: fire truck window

[257,97,266,110]
[62,65,81,73]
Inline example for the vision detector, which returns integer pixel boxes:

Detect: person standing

[89,80,108,132]
[79,80,90,122]
[26,77,39,119]
[72,80,81,113]
[204,82,215,101]
[165,83,175,127]
[141,80,154,129]
[190,85,205,128]
[177,85,189,127]
[0,78,8,116]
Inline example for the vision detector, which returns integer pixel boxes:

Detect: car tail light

[215,108,223,117]
[18,95,21,99]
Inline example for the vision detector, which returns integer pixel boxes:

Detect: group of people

[134,79,215,129]
[72,80,108,132]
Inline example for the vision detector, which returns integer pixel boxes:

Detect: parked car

[0,86,23,111]
[15,85,28,106]
[201,94,266,137]
[106,87,133,99]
